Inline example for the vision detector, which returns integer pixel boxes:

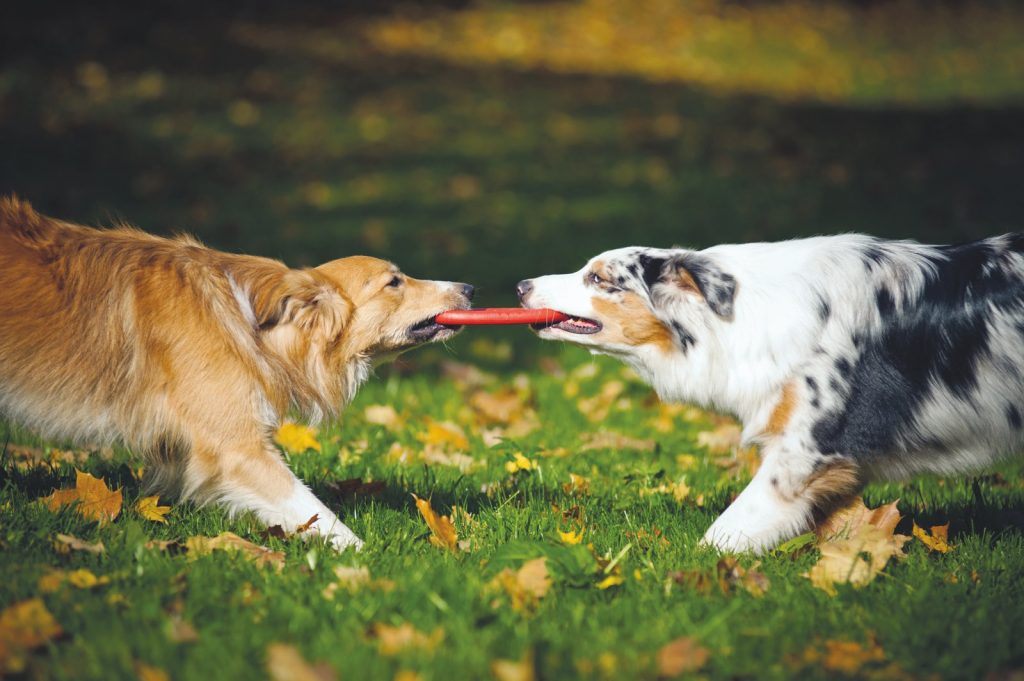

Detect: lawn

[2,1,1024,679]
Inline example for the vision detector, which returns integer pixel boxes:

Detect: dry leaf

[364,405,404,432]
[492,651,535,681]
[53,533,104,555]
[697,423,742,453]
[641,479,691,505]
[505,452,538,473]
[371,623,445,656]
[656,636,710,677]
[37,568,109,593]
[274,422,321,454]
[417,420,469,451]
[186,532,285,570]
[412,495,459,552]
[913,522,952,553]
[167,616,199,643]
[806,499,910,595]
[266,642,337,681]
[490,558,551,613]
[558,529,583,545]
[577,380,625,421]
[0,598,62,674]
[595,575,624,590]
[579,431,656,452]
[794,636,887,674]
[135,496,171,523]
[40,469,122,525]
[716,558,770,597]
[135,662,171,681]
[421,445,477,472]
[562,473,590,496]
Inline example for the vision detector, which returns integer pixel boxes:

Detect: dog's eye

[387,276,402,288]
[588,272,604,286]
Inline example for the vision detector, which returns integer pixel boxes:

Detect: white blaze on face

[527,269,597,320]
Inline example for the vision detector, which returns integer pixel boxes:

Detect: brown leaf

[656,636,710,677]
[716,558,770,597]
[328,477,386,501]
[135,662,171,681]
[266,642,337,681]
[490,558,551,613]
[0,598,62,674]
[185,532,285,570]
[412,495,459,552]
[579,431,656,453]
[370,623,445,656]
[815,498,903,541]
[40,469,122,525]
[793,636,887,675]
[53,533,105,555]
[913,522,952,553]
[167,615,199,643]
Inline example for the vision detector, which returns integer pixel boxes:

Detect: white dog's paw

[701,517,774,555]
[328,532,364,552]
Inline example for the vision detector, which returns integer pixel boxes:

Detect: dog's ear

[664,253,737,318]
[252,270,352,339]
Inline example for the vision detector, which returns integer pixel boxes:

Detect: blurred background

[2,0,1022,365]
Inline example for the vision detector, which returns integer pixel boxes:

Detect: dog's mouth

[532,314,603,335]
[408,316,462,342]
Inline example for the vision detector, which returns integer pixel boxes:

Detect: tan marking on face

[765,381,797,435]
[592,294,674,352]
[590,260,609,282]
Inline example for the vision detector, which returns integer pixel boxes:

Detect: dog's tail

[0,195,57,242]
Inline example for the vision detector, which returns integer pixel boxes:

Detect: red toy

[434,308,570,325]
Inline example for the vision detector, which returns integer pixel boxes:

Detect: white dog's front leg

[701,447,818,554]
[274,482,364,552]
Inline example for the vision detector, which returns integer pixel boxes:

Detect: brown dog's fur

[0,197,471,549]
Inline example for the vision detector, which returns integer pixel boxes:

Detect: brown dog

[0,197,473,549]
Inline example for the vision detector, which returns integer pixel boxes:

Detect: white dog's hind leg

[701,445,861,554]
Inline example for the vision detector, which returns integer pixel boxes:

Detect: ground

[1,1,1023,679]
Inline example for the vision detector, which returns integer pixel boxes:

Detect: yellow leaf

[562,473,590,496]
[0,598,62,674]
[135,663,171,681]
[913,522,952,553]
[371,623,445,656]
[655,636,710,677]
[37,571,66,594]
[558,529,583,545]
[491,557,551,613]
[274,422,321,454]
[417,420,469,451]
[185,532,285,570]
[492,651,535,681]
[266,642,337,681]
[135,496,171,523]
[505,452,538,473]
[412,495,459,552]
[595,575,624,590]
[40,469,122,525]
[794,637,887,675]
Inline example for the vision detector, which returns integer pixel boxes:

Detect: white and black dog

[517,234,1024,553]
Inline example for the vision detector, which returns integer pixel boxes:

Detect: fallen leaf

[412,495,459,552]
[558,529,583,545]
[266,642,337,681]
[135,662,171,681]
[40,469,122,525]
[656,636,710,677]
[793,636,887,675]
[53,533,104,555]
[696,423,741,453]
[274,422,321,454]
[580,431,656,453]
[716,558,769,597]
[370,623,445,656]
[490,557,551,613]
[595,575,624,589]
[327,477,387,500]
[913,522,952,553]
[295,514,320,533]
[562,473,590,496]
[806,499,910,595]
[364,404,404,432]
[421,445,477,472]
[505,452,538,473]
[417,420,469,451]
[0,598,62,674]
[167,616,199,643]
[641,479,691,504]
[577,380,625,421]
[135,496,171,523]
[492,651,535,681]
[185,532,285,570]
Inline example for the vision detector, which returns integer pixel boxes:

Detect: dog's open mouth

[532,314,603,335]
[409,317,461,342]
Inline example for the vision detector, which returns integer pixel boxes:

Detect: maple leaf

[364,404,404,432]
[274,422,321,454]
[370,623,445,656]
[53,533,104,555]
[492,651,535,681]
[185,532,285,570]
[266,642,337,681]
[490,557,551,613]
[806,498,910,595]
[135,495,171,523]
[416,419,469,451]
[40,469,122,525]
[579,431,656,453]
[0,598,62,674]
[913,522,952,553]
[412,494,459,552]
[655,637,710,678]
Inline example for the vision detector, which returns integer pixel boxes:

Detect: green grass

[1,1,1024,678]
[2,351,1024,680]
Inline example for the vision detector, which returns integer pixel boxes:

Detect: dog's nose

[516,279,534,301]
[459,283,475,300]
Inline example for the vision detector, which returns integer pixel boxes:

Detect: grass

[1,0,1024,678]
